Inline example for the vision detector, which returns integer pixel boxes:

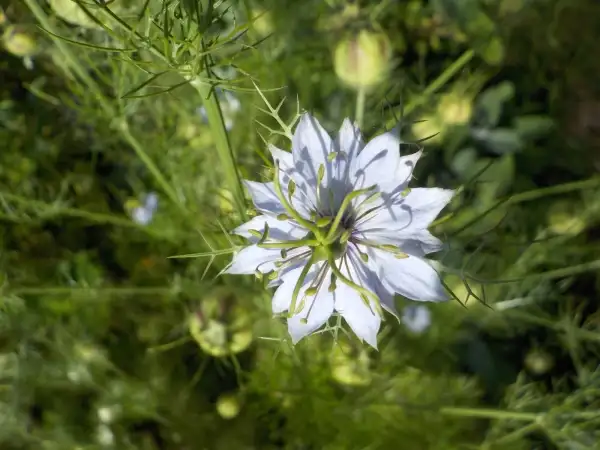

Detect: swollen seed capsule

[2,26,37,58]
[216,393,242,420]
[305,287,318,296]
[277,213,290,221]
[317,164,325,183]
[333,29,392,91]
[287,179,296,197]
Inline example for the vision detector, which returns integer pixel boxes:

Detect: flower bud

[438,93,472,126]
[333,30,392,91]
[250,8,274,38]
[188,287,253,357]
[216,392,242,419]
[547,200,586,236]
[524,349,554,375]
[2,26,37,58]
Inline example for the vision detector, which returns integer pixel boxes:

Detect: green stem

[446,176,600,235]
[11,286,174,296]
[289,253,316,317]
[464,259,600,285]
[385,49,474,129]
[355,88,366,128]
[439,406,599,421]
[439,407,538,421]
[258,239,319,249]
[24,0,182,210]
[327,255,382,317]
[190,78,247,219]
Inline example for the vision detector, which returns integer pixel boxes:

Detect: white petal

[395,149,422,187]
[402,305,431,333]
[269,144,317,216]
[224,245,281,275]
[336,118,364,165]
[286,263,334,344]
[233,215,308,243]
[292,113,334,186]
[351,130,401,191]
[268,144,294,170]
[357,188,454,236]
[271,266,303,314]
[355,229,445,257]
[367,248,447,302]
[244,181,285,216]
[333,248,382,348]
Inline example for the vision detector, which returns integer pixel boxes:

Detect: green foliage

[0,0,599,448]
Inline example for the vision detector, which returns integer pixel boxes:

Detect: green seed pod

[524,349,554,375]
[216,392,242,419]
[3,26,37,58]
[438,93,473,126]
[333,29,392,91]
[250,8,274,38]
[188,287,253,357]
[547,200,586,236]
[49,0,132,29]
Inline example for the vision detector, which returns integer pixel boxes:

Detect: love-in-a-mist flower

[225,113,453,348]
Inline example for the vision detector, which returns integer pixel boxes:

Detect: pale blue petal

[244,181,285,215]
[402,305,431,333]
[350,130,401,191]
[333,248,381,349]
[224,245,281,275]
[366,248,447,302]
[354,229,445,257]
[292,113,334,186]
[356,188,454,237]
[271,265,304,314]
[269,144,317,216]
[233,215,308,243]
[336,118,364,168]
[286,263,334,344]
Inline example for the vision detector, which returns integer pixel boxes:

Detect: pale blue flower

[402,305,432,334]
[131,192,158,225]
[225,113,453,348]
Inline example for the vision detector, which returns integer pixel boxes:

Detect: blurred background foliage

[1,0,600,448]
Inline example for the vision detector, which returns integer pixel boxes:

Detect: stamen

[328,273,337,292]
[272,163,322,237]
[289,253,316,318]
[327,254,383,319]
[257,238,320,249]
[277,213,291,221]
[258,223,269,244]
[248,229,262,238]
[340,229,352,244]
[325,185,376,243]
[359,250,368,263]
